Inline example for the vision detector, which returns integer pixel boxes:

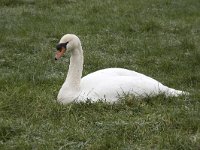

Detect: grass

[0,0,200,149]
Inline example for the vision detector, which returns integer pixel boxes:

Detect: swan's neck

[64,46,83,90]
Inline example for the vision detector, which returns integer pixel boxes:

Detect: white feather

[57,34,188,104]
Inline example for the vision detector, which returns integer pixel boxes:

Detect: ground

[0,0,200,149]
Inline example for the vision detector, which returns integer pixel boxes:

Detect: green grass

[0,0,200,149]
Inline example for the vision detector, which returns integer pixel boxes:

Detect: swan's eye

[56,42,68,51]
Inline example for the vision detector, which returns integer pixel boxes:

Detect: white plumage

[56,34,187,104]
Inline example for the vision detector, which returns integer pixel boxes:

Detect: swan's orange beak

[55,48,66,60]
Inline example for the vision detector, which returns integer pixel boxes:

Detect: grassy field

[0,0,200,149]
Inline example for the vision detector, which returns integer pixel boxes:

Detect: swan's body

[55,34,186,104]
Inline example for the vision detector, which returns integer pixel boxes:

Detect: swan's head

[55,34,81,60]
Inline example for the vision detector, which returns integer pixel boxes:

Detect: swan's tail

[166,88,189,97]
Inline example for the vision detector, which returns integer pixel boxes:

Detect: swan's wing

[79,68,185,102]
[80,75,168,102]
[82,68,148,81]
[81,68,160,89]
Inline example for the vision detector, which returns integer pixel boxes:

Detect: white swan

[55,34,187,104]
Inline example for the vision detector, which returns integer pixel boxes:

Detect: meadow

[0,0,200,149]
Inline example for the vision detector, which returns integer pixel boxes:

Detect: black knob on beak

[56,42,68,51]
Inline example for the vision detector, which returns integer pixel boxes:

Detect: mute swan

[55,34,187,104]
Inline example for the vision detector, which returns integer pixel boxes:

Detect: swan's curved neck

[65,46,83,90]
